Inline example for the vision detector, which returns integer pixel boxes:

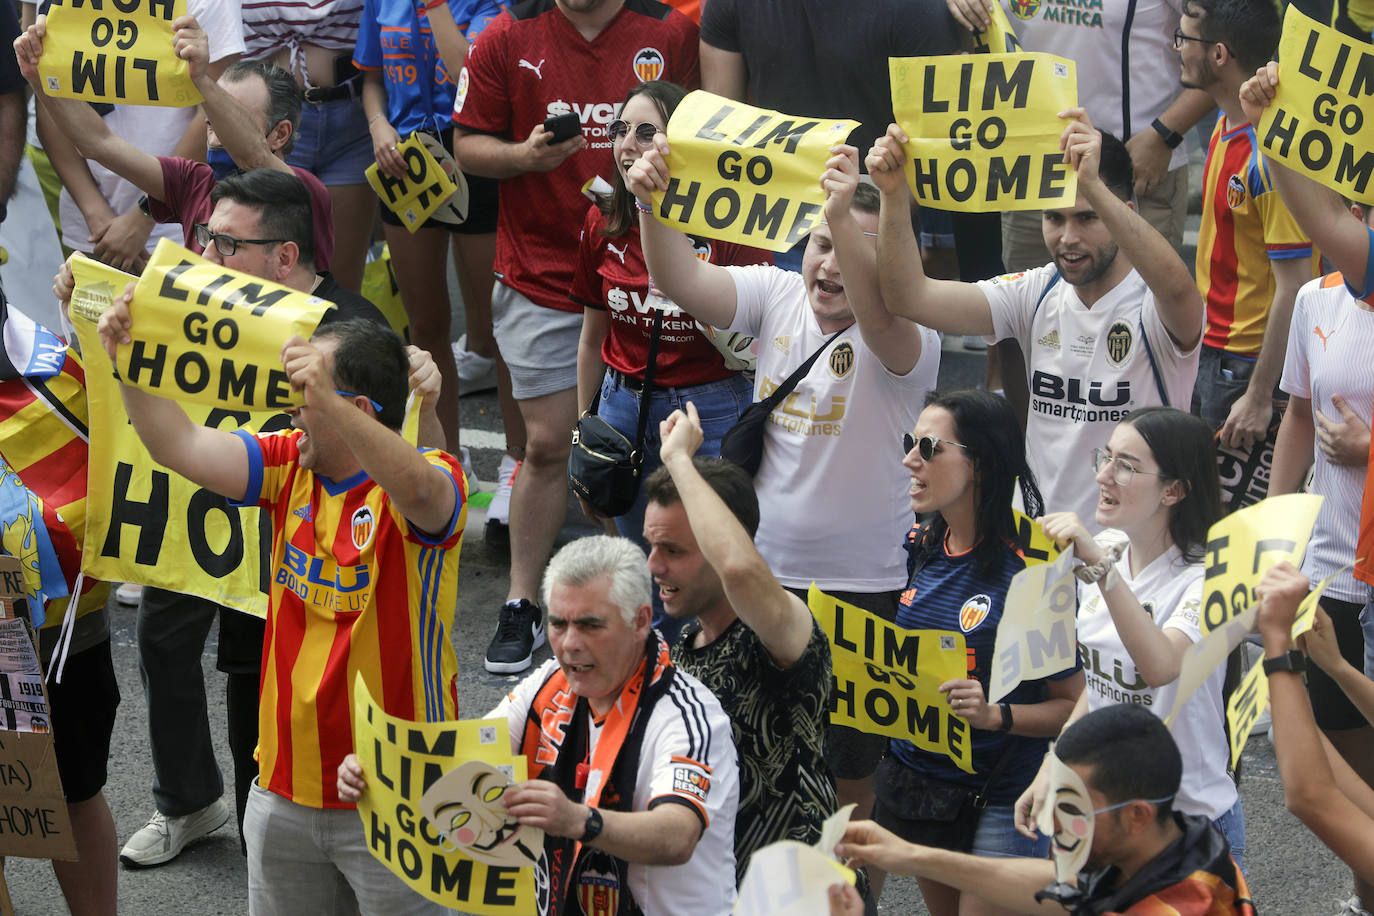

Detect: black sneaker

[484,599,546,674]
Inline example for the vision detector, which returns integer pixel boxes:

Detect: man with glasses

[452,0,699,676]
[868,113,1203,527]
[1176,0,1319,514]
[827,704,1252,916]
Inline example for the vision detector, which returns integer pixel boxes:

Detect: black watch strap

[583,806,604,842]
[1151,117,1184,150]
[137,194,152,217]
[1262,649,1306,677]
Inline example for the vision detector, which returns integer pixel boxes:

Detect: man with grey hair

[495,535,739,916]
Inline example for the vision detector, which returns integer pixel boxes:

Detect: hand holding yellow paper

[366,132,467,233]
[38,0,202,107]
[652,92,859,253]
[890,52,1078,212]
[734,805,856,916]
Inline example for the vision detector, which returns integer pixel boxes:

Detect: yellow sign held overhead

[38,0,202,107]
[962,2,1023,55]
[365,132,467,233]
[1257,6,1374,202]
[352,676,539,914]
[122,238,332,411]
[891,52,1078,212]
[809,585,973,773]
[653,91,859,253]
[1200,493,1322,634]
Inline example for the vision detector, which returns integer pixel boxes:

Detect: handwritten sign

[38,0,202,107]
[891,53,1078,212]
[1258,6,1374,201]
[123,238,332,410]
[654,92,859,252]
[366,132,467,233]
[809,585,973,773]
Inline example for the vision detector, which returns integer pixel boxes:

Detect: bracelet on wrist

[997,702,1014,733]
[368,113,386,126]
[633,198,653,214]
[1073,540,1126,587]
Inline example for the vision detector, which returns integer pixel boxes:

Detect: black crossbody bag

[567,311,663,517]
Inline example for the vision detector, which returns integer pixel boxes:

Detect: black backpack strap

[757,330,843,410]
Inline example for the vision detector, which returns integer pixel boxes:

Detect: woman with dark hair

[869,390,1084,915]
[571,80,769,618]
[1028,406,1244,864]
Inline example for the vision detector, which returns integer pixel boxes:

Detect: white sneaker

[119,799,230,868]
[453,334,497,395]
[486,456,519,549]
[1335,895,1373,916]
[115,582,143,606]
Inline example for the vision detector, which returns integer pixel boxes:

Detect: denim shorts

[285,96,373,186]
[971,804,1051,859]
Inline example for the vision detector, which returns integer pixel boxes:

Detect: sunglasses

[903,432,968,461]
[607,120,661,145]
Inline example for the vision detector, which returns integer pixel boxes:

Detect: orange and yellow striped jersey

[1196,115,1318,355]
[233,429,466,808]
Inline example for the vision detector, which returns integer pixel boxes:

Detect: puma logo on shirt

[518,58,545,78]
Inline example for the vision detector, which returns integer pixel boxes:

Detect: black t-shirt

[314,273,389,328]
[700,0,959,156]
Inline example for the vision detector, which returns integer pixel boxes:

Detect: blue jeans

[596,370,752,635]
[1213,795,1246,874]
[971,804,1050,859]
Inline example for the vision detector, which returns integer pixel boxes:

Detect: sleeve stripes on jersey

[665,676,712,762]
[420,545,448,721]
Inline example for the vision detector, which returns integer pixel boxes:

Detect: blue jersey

[354,0,503,133]
[889,524,1080,805]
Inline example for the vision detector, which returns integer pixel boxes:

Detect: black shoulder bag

[567,310,663,518]
[720,330,840,476]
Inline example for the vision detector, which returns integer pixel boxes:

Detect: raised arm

[623,135,740,330]
[1258,562,1374,884]
[14,18,166,199]
[865,125,996,335]
[98,284,250,501]
[659,405,813,667]
[1241,62,1371,290]
[1060,109,1203,350]
[281,336,457,537]
[822,144,925,375]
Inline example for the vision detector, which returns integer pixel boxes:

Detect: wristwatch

[1151,118,1184,150]
[583,806,604,842]
[136,194,152,217]
[1262,650,1306,677]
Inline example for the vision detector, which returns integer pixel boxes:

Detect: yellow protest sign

[653,91,859,253]
[1200,493,1322,634]
[809,585,973,773]
[1013,509,1061,567]
[988,546,1078,704]
[962,2,1023,54]
[353,676,538,914]
[38,0,202,107]
[69,254,276,617]
[890,53,1078,213]
[1257,7,1374,202]
[1164,607,1255,727]
[365,132,467,233]
[122,238,332,411]
[1226,659,1268,771]
[1291,563,1356,639]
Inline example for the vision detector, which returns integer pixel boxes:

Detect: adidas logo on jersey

[1037,329,1061,350]
[293,504,314,522]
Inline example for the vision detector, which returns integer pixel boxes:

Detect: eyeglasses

[607,120,662,145]
[903,432,968,461]
[1090,447,1171,486]
[193,223,288,257]
[335,389,384,413]
[1172,28,1215,49]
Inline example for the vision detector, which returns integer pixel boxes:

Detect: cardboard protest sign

[652,92,859,253]
[1257,7,1374,202]
[1201,493,1322,633]
[961,1,1023,54]
[38,0,202,107]
[988,546,1078,703]
[734,806,856,916]
[890,52,1078,212]
[809,585,973,773]
[0,562,76,861]
[353,676,539,914]
[69,254,278,617]
[1164,607,1255,727]
[366,132,468,233]
[120,238,332,411]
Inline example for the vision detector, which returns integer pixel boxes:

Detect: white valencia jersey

[724,265,941,591]
[980,264,1200,525]
[1280,274,1374,603]
[1076,533,1237,820]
